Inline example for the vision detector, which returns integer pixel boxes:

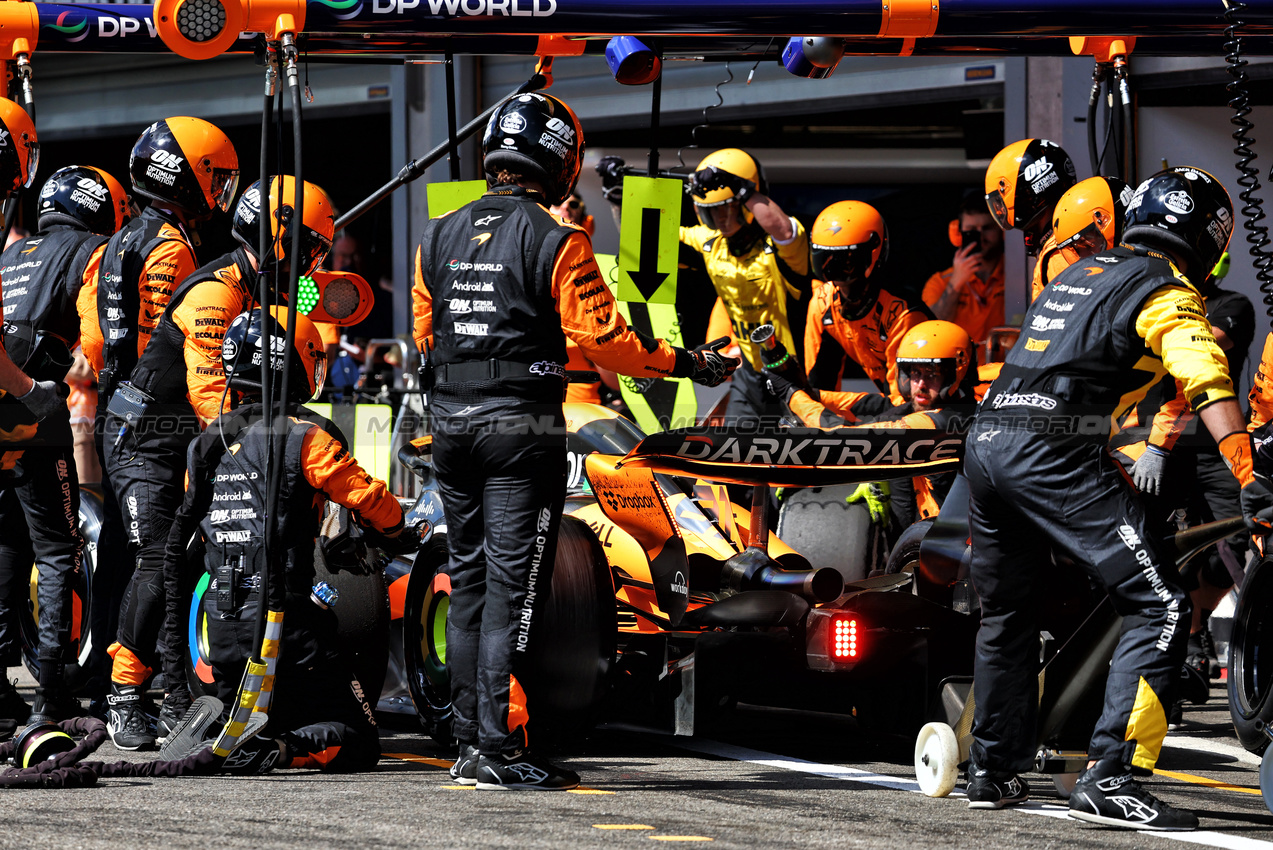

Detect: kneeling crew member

[104,176,333,750]
[964,167,1272,830]
[413,92,737,791]
[161,308,409,772]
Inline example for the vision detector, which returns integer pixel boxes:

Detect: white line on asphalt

[675,738,1273,850]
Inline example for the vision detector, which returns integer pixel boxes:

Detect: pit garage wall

[1136,103,1273,402]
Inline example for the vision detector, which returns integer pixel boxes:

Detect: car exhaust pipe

[720,547,844,604]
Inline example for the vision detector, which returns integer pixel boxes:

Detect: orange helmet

[690,148,764,229]
[811,200,889,320]
[895,320,975,402]
[984,138,1076,254]
[130,116,239,215]
[0,99,37,196]
[1053,176,1133,265]
[231,176,336,279]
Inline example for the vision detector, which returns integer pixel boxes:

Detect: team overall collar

[485,184,548,204]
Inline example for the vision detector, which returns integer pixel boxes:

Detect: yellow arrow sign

[617,176,680,304]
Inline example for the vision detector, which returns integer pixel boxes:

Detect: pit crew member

[103,176,330,751]
[922,193,1006,345]
[803,201,932,403]
[78,116,238,722]
[0,162,132,727]
[157,308,409,773]
[412,92,737,791]
[964,167,1269,830]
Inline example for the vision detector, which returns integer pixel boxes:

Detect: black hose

[1087,68,1103,177]
[1223,0,1273,325]
[1118,63,1134,184]
[444,49,460,181]
[252,69,276,652]
[1110,74,1124,180]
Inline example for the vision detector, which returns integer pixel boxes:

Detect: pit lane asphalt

[2,668,1268,850]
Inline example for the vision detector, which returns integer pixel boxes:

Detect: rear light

[830,614,861,661]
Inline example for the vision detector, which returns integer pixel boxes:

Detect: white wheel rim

[914,722,959,797]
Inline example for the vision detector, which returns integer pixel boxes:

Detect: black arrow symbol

[627,207,668,301]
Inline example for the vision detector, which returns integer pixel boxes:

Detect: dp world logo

[312,0,364,19]
[45,10,89,43]
[447,259,461,270]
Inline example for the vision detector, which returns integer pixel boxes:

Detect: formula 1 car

[381,402,975,743]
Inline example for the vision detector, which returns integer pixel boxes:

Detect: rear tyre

[1229,556,1273,753]
[21,484,103,695]
[406,517,615,747]
[775,485,872,583]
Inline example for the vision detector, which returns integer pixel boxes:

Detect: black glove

[689,166,757,204]
[1241,473,1273,534]
[764,371,801,404]
[366,523,421,557]
[18,379,67,421]
[595,155,626,204]
[675,338,739,388]
[626,376,659,395]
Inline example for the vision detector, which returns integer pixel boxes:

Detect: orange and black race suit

[77,207,195,686]
[804,281,933,404]
[162,403,402,771]
[413,186,688,757]
[921,255,1005,346]
[967,245,1235,776]
[104,247,256,685]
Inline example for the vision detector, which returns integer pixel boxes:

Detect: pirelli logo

[1024,337,1050,352]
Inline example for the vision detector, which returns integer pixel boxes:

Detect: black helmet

[222,306,327,404]
[984,138,1077,254]
[1123,166,1234,285]
[231,176,336,279]
[129,117,239,216]
[38,165,133,236]
[481,93,584,206]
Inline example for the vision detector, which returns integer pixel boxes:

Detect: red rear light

[830,614,861,661]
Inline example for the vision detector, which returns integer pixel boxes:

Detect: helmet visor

[309,356,328,402]
[1056,220,1108,264]
[812,245,874,284]
[23,140,39,189]
[694,200,742,232]
[986,190,1011,231]
[898,359,955,399]
[211,167,240,213]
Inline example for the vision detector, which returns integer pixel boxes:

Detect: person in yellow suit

[682,149,810,423]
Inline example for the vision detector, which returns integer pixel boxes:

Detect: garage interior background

[29,31,1273,396]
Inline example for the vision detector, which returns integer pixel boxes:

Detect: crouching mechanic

[964,167,1272,830]
[414,92,737,791]
[160,307,411,773]
[104,176,333,750]
[768,320,977,525]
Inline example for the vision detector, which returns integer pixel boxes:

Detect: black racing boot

[106,683,157,751]
[0,675,30,738]
[1068,759,1198,830]
[449,741,479,786]
[474,750,580,791]
[156,685,193,742]
[29,687,84,726]
[965,762,1029,809]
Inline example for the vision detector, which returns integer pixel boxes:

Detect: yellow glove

[846,481,891,526]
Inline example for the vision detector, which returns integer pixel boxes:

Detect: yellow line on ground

[383,752,454,769]
[443,785,475,790]
[648,837,713,842]
[1154,768,1263,796]
[570,788,616,795]
[594,825,655,830]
